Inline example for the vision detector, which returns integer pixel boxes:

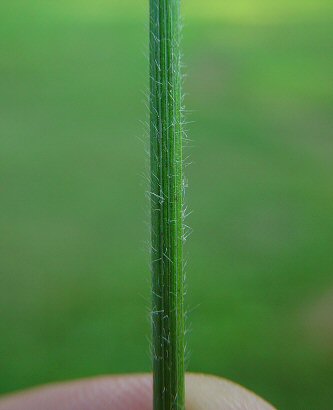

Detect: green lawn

[1,1,332,408]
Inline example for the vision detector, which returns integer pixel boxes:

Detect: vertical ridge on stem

[149,0,185,409]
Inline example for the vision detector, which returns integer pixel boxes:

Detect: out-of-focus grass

[0,1,332,409]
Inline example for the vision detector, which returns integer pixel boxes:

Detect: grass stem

[149,0,185,409]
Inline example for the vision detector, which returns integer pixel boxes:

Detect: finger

[186,374,276,410]
[0,375,152,410]
[0,374,275,410]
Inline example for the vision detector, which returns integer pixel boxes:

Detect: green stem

[149,0,185,409]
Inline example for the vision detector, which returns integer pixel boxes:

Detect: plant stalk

[149,0,185,409]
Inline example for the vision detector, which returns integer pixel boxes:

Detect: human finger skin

[0,374,276,410]
[186,374,276,410]
[0,376,151,410]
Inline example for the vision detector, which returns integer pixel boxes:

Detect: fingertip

[0,375,153,410]
[185,373,276,410]
[0,373,276,410]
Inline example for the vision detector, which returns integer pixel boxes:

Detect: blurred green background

[1,0,333,408]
